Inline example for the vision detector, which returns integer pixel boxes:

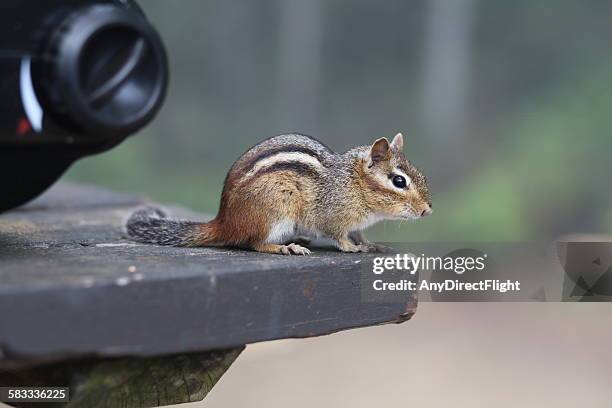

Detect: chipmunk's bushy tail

[125,207,219,247]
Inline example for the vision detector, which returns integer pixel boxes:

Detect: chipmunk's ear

[368,137,391,165]
[390,132,404,151]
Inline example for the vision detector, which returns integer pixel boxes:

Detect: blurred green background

[66,0,612,242]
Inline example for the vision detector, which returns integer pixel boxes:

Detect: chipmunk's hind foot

[254,242,311,255]
[281,243,311,255]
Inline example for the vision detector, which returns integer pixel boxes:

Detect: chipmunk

[126,133,431,255]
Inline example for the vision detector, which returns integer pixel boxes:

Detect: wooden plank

[0,182,416,368]
[1,348,244,408]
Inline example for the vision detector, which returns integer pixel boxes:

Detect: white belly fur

[265,219,296,244]
[352,213,385,231]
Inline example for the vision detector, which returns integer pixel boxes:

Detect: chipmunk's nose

[420,204,433,217]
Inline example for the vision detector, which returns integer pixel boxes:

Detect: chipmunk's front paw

[346,232,390,253]
[338,240,371,253]
[363,243,392,253]
[280,243,312,255]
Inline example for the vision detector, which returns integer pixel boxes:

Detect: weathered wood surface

[0,182,416,368]
[2,347,243,408]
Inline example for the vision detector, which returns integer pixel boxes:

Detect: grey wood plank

[0,182,416,367]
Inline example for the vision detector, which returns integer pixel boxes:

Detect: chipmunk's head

[360,133,432,220]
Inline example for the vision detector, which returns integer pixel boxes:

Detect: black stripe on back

[243,145,323,173]
[252,161,322,180]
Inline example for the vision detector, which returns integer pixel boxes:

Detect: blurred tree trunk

[210,0,259,112]
[276,0,323,132]
[422,0,475,144]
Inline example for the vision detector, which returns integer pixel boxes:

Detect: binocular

[0,0,168,212]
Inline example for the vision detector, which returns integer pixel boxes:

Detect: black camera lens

[37,4,168,138]
[0,1,169,212]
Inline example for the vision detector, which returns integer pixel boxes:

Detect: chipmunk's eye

[392,175,407,188]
